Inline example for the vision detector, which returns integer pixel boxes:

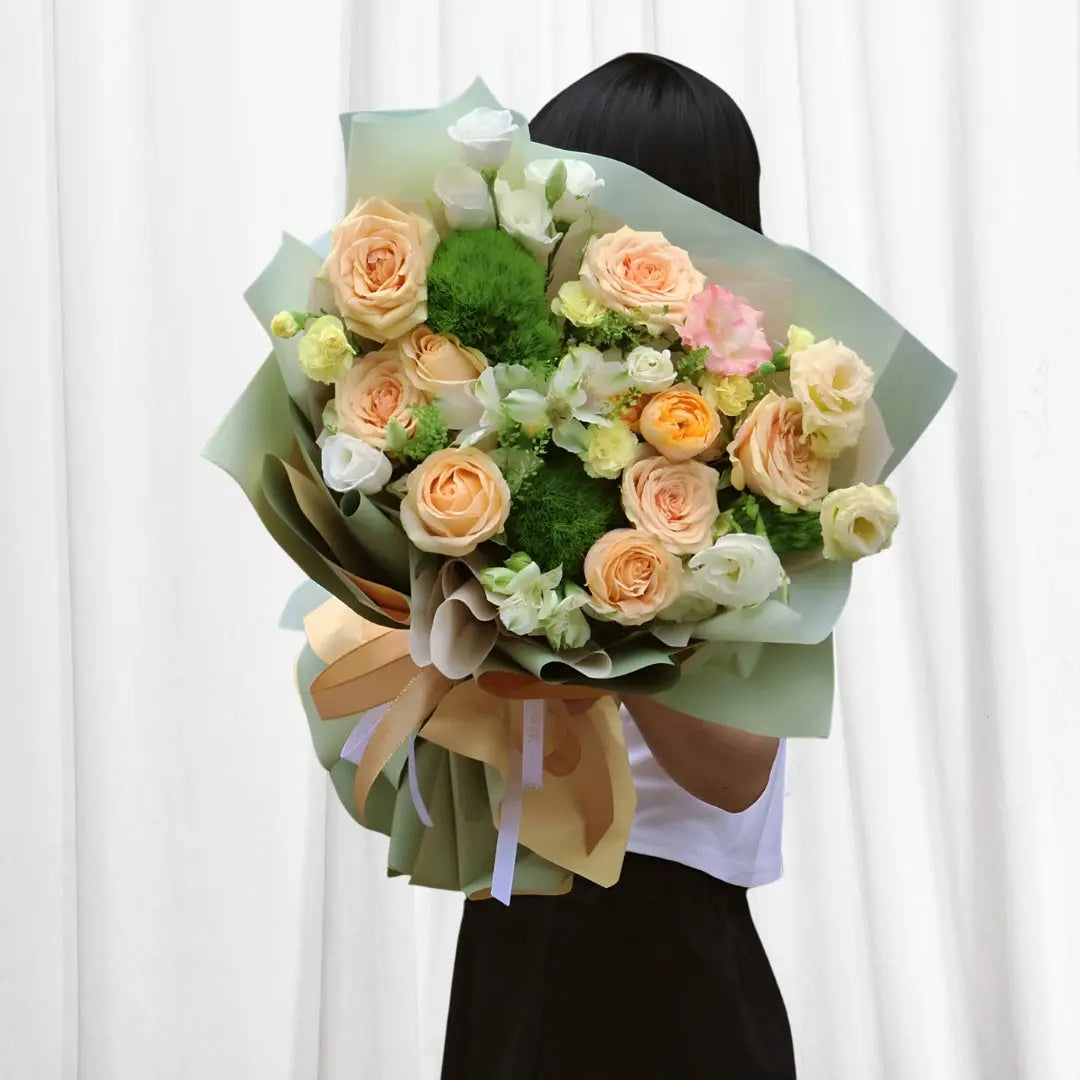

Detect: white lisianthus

[820,483,899,561]
[504,346,614,453]
[656,574,719,623]
[625,345,677,393]
[433,164,495,229]
[582,419,639,479]
[447,107,518,171]
[480,559,563,636]
[688,533,785,609]
[540,583,591,650]
[494,180,561,262]
[459,363,546,446]
[789,338,876,458]
[320,433,393,495]
[524,158,604,222]
[552,280,608,327]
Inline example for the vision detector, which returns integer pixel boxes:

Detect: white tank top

[621,706,786,887]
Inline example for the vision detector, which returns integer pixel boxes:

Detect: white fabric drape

[3,1,1078,1076]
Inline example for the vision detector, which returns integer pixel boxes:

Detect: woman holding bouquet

[441,54,796,1080]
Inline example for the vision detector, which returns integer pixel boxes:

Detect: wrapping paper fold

[297,596,635,897]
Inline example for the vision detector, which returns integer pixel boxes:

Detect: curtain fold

[2,2,1077,1077]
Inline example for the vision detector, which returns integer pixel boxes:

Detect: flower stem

[482,168,501,228]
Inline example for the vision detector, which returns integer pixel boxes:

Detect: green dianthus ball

[505,450,626,581]
[426,229,562,373]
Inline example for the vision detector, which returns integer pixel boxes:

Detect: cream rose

[335,349,426,450]
[398,325,488,429]
[728,392,830,511]
[400,447,511,556]
[323,196,438,343]
[622,455,719,555]
[789,338,876,458]
[639,384,724,462]
[583,528,681,626]
[579,226,706,333]
[820,483,899,561]
[625,346,677,393]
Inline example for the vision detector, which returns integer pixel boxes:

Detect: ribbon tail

[521,699,545,791]
[491,748,525,906]
[407,733,434,827]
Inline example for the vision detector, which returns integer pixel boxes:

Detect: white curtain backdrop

[3,1,1078,1076]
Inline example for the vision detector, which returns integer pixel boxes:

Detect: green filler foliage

[426,229,562,374]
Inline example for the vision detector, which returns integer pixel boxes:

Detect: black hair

[530,53,762,233]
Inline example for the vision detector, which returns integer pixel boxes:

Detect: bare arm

[621,693,779,813]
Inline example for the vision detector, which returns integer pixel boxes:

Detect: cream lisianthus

[820,483,899,561]
[552,280,608,327]
[701,373,755,417]
[789,338,876,458]
[582,419,639,479]
[688,533,785,609]
[297,315,355,383]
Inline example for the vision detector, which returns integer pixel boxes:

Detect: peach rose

[583,528,682,626]
[728,391,831,511]
[398,325,487,429]
[324,196,438,343]
[580,226,706,333]
[400,447,511,556]
[335,349,426,450]
[622,455,720,555]
[639,384,724,462]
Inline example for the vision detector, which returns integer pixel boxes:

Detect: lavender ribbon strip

[407,733,434,827]
[339,703,390,765]
[339,706,434,827]
[491,700,546,904]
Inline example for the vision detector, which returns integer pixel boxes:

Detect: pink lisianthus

[680,285,772,377]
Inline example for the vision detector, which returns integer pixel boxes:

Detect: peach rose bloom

[639,384,724,462]
[398,325,487,429]
[324,196,438,343]
[728,391,831,511]
[400,447,511,556]
[622,455,720,555]
[335,349,426,450]
[583,528,682,625]
[580,226,706,333]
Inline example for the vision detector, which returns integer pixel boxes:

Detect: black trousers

[442,853,796,1079]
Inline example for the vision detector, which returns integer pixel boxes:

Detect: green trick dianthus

[728,492,823,553]
[426,229,562,374]
[505,449,626,581]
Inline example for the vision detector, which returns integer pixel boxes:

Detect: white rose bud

[320,433,393,495]
[524,158,605,222]
[625,345,677,393]
[447,107,519,171]
[789,338,876,458]
[433,164,496,230]
[820,483,899,561]
[494,180,561,262]
[688,533,785,609]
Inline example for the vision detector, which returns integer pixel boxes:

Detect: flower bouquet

[206,80,954,900]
